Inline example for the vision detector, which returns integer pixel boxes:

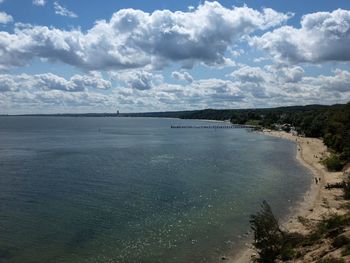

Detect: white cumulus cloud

[54,2,78,18]
[1,67,350,114]
[0,11,13,24]
[113,70,163,90]
[0,2,289,70]
[253,9,350,64]
[0,73,111,92]
[229,65,269,84]
[229,64,350,103]
[171,71,193,83]
[33,0,46,6]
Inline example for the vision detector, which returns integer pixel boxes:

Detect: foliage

[177,102,350,169]
[341,244,350,256]
[324,174,350,200]
[250,201,284,263]
[323,154,345,171]
[332,234,350,248]
[325,182,344,190]
[343,175,350,200]
[317,258,345,263]
[319,214,349,234]
[250,202,350,262]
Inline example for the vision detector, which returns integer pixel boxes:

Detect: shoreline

[231,130,347,263]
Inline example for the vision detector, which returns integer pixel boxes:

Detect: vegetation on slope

[250,201,284,263]
[251,171,350,263]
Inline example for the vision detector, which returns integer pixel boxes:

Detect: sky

[0,0,350,114]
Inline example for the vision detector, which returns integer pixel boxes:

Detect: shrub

[317,258,345,263]
[279,245,295,260]
[322,154,344,171]
[315,214,350,239]
[342,244,350,256]
[332,234,350,248]
[343,175,350,200]
[325,182,344,190]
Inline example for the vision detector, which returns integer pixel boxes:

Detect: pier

[170,124,257,129]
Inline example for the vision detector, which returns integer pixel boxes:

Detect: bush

[317,258,345,263]
[250,201,284,263]
[323,154,344,171]
[343,175,350,200]
[324,175,350,200]
[342,244,350,256]
[249,201,350,262]
[315,214,350,239]
[332,234,350,248]
[279,245,295,260]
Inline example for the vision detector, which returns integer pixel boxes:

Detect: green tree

[250,201,284,263]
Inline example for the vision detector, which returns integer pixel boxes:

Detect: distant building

[274,123,297,134]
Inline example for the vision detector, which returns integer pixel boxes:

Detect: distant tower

[117,110,120,116]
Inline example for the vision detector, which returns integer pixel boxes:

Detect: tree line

[178,103,350,171]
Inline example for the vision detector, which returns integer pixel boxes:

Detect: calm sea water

[0,117,311,263]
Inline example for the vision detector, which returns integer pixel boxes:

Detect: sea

[0,117,312,263]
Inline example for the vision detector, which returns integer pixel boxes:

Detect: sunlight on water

[0,117,311,263]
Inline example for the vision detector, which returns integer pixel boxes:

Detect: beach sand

[229,130,349,263]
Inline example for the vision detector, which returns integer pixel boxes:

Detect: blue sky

[0,0,350,113]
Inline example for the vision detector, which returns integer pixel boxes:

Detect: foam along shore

[231,130,350,263]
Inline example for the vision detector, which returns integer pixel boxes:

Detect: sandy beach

[230,130,349,263]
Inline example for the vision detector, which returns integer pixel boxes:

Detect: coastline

[231,130,348,263]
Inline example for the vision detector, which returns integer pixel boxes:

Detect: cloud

[229,65,272,98]
[1,67,350,114]
[113,70,163,90]
[35,73,78,91]
[253,9,350,64]
[54,2,78,18]
[0,2,289,71]
[0,73,111,92]
[280,66,304,83]
[0,74,17,91]
[307,69,350,93]
[229,65,269,83]
[70,74,112,90]
[227,64,350,104]
[0,89,116,114]
[0,11,13,24]
[191,78,245,102]
[171,71,193,83]
[33,0,46,6]
[188,6,195,11]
